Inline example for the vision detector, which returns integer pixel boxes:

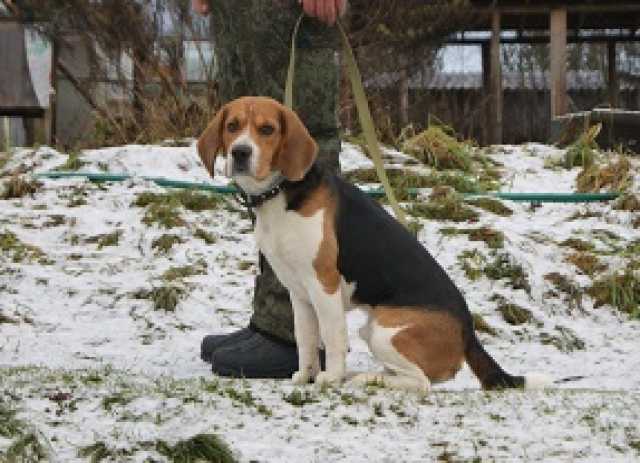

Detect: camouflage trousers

[210,1,340,342]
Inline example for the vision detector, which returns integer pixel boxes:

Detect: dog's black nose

[232,145,251,161]
[231,145,252,173]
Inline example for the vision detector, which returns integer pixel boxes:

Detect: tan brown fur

[298,184,340,295]
[374,307,465,383]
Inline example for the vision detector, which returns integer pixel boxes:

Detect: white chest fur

[254,193,324,300]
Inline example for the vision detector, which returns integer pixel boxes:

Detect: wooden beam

[481,42,490,145]
[469,2,640,15]
[550,7,568,118]
[489,10,503,144]
[48,38,58,145]
[447,32,640,45]
[608,42,619,108]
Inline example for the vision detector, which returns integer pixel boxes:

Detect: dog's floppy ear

[276,106,318,181]
[197,105,227,177]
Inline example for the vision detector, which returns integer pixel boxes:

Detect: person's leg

[202,1,339,377]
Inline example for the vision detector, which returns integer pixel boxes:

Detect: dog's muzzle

[231,144,252,175]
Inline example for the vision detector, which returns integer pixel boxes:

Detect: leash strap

[284,14,408,228]
[284,14,304,109]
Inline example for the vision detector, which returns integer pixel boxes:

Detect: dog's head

[197,96,318,194]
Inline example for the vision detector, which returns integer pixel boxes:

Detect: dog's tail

[465,334,551,390]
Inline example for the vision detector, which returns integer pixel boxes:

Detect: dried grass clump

[465,197,513,217]
[576,156,631,193]
[1,176,41,199]
[407,190,479,222]
[156,433,237,463]
[566,252,607,276]
[612,193,640,212]
[589,270,640,318]
[472,313,497,336]
[401,124,473,171]
[563,123,600,169]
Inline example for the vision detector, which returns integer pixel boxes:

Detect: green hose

[33,171,620,203]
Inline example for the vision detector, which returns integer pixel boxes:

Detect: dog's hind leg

[350,312,430,393]
[351,307,466,393]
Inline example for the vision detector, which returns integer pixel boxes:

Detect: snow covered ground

[1,142,639,462]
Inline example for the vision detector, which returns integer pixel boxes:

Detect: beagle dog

[197,96,548,392]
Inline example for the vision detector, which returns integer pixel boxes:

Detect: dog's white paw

[315,370,345,387]
[291,370,313,385]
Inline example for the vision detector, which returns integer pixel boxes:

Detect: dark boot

[209,326,326,379]
[200,327,255,362]
[210,328,299,378]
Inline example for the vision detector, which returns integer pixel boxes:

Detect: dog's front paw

[315,370,345,387]
[292,370,313,385]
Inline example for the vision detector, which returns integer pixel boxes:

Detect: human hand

[192,0,210,16]
[299,0,347,26]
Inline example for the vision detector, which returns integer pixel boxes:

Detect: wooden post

[489,10,503,144]
[608,41,619,108]
[398,68,409,128]
[550,7,568,118]
[48,38,58,145]
[481,41,490,145]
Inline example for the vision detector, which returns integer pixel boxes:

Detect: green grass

[457,249,487,281]
[161,262,206,282]
[55,151,86,171]
[3,432,48,461]
[544,272,583,311]
[539,325,585,352]
[0,404,23,438]
[135,190,223,229]
[102,393,132,412]
[589,270,640,318]
[283,389,318,407]
[131,285,185,311]
[152,234,184,254]
[471,312,497,336]
[0,311,19,324]
[156,434,237,463]
[96,230,122,249]
[78,441,113,462]
[134,190,223,212]
[442,226,504,249]
[484,252,530,294]
[407,191,479,222]
[464,197,513,217]
[142,200,185,228]
[344,169,485,195]
[194,228,217,245]
[562,123,601,169]
[151,285,184,311]
[0,230,48,263]
[497,303,533,325]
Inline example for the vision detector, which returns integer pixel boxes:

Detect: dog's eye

[227,120,240,133]
[258,124,274,136]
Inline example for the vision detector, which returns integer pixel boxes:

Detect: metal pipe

[33,171,620,203]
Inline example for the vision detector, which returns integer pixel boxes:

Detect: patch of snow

[1,142,639,462]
